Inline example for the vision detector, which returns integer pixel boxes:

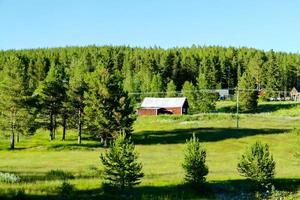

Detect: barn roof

[140,97,187,108]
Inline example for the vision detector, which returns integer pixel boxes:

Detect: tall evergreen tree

[84,65,136,147]
[196,73,217,113]
[181,81,197,113]
[238,71,258,112]
[264,50,282,98]
[150,74,163,97]
[68,60,88,144]
[35,60,68,140]
[0,56,34,149]
[166,80,177,97]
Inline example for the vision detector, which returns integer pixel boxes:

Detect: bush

[58,181,75,200]
[182,134,208,186]
[237,141,275,188]
[100,133,144,192]
[45,169,74,180]
[12,189,26,200]
[0,172,20,183]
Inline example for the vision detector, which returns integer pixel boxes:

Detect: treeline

[1,45,300,148]
[1,45,300,96]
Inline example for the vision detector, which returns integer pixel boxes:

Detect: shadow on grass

[1,178,299,200]
[133,127,288,145]
[46,142,102,150]
[256,103,300,113]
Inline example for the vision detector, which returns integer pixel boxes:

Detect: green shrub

[237,141,275,188]
[12,189,26,200]
[182,134,208,186]
[45,169,74,180]
[100,133,144,192]
[58,181,75,200]
[0,172,20,183]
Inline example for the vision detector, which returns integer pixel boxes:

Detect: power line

[128,88,293,95]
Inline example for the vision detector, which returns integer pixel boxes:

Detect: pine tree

[84,65,136,147]
[237,141,275,188]
[166,80,177,97]
[181,81,197,113]
[196,73,217,113]
[0,56,33,149]
[264,50,282,99]
[238,71,258,112]
[35,60,67,140]
[100,133,144,192]
[68,60,88,144]
[150,74,163,97]
[182,134,208,186]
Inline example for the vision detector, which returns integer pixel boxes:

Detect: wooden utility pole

[236,89,239,128]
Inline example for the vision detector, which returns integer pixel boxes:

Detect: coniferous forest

[0,45,300,148]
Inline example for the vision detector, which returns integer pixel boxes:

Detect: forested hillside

[1,45,299,97]
[1,45,300,148]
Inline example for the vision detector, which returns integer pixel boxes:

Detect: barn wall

[160,107,182,115]
[138,108,157,116]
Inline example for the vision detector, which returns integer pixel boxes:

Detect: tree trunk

[103,138,107,147]
[50,112,54,141]
[10,111,15,149]
[10,129,15,149]
[53,114,56,139]
[78,109,82,144]
[103,133,108,147]
[16,132,20,143]
[62,115,66,141]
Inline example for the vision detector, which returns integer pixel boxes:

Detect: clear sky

[1,0,300,52]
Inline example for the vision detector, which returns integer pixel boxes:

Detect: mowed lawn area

[0,101,300,199]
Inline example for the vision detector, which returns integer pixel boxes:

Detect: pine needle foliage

[100,133,144,192]
[182,134,208,186]
[237,141,276,185]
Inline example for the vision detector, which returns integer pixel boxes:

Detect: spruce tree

[35,60,67,140]
[182,134,208,186]
[68,60,88,144]
[196,73,217,113]
[0,56,34,149]
[238,71,258,112]
[150,74,163,97]
[181,81,197,113]
[237,141,275,188]
[84,65,136,146]
[100,133,144,192]
[166,80,177,97]
[264,50,282,99]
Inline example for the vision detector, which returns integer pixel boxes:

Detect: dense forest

[1,45,300,148]
[1,45,299,96]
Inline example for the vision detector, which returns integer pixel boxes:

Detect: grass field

[0,101,300,199]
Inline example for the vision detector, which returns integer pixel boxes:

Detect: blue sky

[1,0,300,52]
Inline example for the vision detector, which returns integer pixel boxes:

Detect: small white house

[215,89,230,100]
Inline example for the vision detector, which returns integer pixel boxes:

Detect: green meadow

[0,101,300,199]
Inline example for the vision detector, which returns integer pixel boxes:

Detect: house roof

[140,97,187,108]
[291,87,298,94]
[215,89,229,96]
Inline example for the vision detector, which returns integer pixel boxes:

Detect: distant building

[290,87,300,101]
[138,97,189,116]
[215,89,230,100]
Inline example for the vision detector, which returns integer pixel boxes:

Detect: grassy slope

[0,101,300,199]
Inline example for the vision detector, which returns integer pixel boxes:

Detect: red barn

[138,97,189,116]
